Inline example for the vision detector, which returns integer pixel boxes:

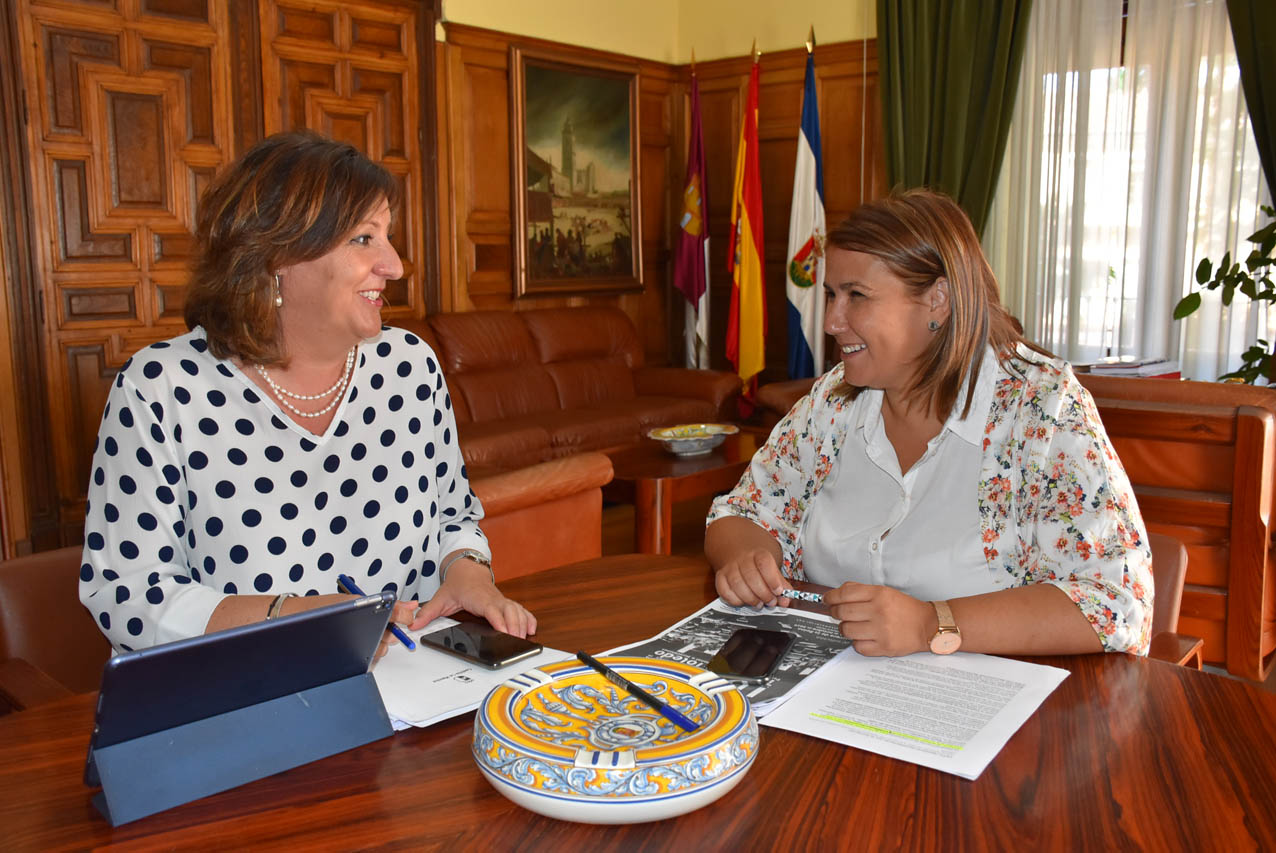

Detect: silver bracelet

[439,548,494,585]
[266,591,296,619]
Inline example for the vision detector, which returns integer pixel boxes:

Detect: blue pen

[337,574,415,651]
[576,651,699,732]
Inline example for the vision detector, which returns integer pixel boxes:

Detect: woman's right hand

[373,600,421,663]
[714,548,789,608]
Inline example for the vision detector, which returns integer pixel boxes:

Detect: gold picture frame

[509,45,643,296]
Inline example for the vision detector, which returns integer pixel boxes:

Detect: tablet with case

[83,592,396,824]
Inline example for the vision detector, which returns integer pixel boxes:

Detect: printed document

[372,617,570,730]
[760,651,1068,779]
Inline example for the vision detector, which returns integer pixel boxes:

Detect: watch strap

[439,548,494,585]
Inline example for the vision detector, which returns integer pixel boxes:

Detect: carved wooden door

[258,0,426,315]
[16,0,237,542]
[10,0,433,547]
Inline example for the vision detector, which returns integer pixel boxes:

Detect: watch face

[929,631,962,655]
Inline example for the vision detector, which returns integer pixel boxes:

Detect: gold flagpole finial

[806,25,815,54]
[751,38,760,62]
[691,47,696,73]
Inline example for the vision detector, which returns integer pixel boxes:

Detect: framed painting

[509,46,642,295]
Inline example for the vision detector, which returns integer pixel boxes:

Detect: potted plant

[1173,204,1276,383]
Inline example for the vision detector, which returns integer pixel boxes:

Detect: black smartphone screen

[419,623,542,669]
[707,628,795,681]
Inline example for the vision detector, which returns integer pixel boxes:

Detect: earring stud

[273,273,283,308]
[927,319,940,332]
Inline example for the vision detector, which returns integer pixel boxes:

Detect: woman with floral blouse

[706,189,1152,657]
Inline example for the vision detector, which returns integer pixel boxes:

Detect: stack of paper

[1088,356,1180,377]
[760,650,1068,779]
[372,617,571,730]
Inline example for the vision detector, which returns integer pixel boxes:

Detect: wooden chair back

[0,546,110,701]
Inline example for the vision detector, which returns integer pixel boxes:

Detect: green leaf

[1223,283,1235,306]
[1174,291,1202,319]
[1221,251,1232,272]
[1241,277,1258,300]
[1196,258,1212,283]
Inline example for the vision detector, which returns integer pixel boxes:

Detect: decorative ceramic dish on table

[647,423,739,457]
[473,656,758,824]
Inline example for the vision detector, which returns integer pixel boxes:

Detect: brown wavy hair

[828,188,1048,421]
[184,131,399,365]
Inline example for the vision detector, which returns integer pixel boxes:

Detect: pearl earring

[927,319,940,332]
[273,274,283,308]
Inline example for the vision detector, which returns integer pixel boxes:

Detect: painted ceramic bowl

[647,423,739,457]
[473,656,758,824]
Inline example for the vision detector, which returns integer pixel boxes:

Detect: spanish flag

[726,53,766,407]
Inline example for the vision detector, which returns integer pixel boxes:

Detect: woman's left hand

[408,559,537,638]
[824,581,934,656]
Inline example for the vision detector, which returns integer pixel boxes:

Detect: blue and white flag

[785,48,826,379]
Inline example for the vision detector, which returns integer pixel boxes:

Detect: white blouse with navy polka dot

[79,325,488,652]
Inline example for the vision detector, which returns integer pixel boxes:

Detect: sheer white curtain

[984,0,1271,379]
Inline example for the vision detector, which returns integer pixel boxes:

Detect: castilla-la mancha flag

[726,55,766,407]
[786,44,826,378]
[672,66,710,369]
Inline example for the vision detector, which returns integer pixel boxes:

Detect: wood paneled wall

[434,23,678,363]
[0,10,881,556]
[435,26,885,380]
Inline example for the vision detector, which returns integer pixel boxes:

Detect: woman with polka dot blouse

[79,131,535,656]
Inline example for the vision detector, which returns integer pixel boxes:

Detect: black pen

[338,574,415,651]
[576,651,699,732]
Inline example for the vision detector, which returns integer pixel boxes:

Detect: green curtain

[878,0,1034,237]
[1226,0,1276,204]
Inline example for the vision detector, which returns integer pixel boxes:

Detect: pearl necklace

[256,347,355,419]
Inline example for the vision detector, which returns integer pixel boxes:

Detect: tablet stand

[86,671,392,826]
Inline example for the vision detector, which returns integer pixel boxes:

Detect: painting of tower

[516,54,638,290]
[561,117,576,193]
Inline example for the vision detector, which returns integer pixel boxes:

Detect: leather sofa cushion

[521,409,641,455]
[429,311,540,373]
[450,366,560,421]
[544,360,636,408]
[522,307,644,368]
[454,419,553,473]
[596,396,718,431]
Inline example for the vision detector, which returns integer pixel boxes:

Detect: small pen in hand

[780,588,824,603]
[576,651,699,732]
[337,573,415,651]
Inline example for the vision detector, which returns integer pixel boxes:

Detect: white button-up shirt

[802,349,1006,601]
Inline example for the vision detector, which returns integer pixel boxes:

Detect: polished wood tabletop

[3,553,1275,851]
[605,433,762,553]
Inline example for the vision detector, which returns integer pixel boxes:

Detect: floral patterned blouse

[709,346,1153,654]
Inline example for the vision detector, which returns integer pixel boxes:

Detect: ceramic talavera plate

[647,423,739,456]
[472,656,758,824]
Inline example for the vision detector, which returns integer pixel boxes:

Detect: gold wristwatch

[928,600,962,654]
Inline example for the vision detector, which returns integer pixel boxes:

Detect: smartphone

[419,622,543,669]
[707,628,795,682]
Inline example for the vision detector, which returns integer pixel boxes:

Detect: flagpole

[785,25,827,379]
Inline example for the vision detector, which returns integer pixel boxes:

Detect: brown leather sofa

[0,453,613,712]
[755,373,1276,680]
[398,307,740,476]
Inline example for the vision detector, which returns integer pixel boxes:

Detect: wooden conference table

[3,554,1276,850]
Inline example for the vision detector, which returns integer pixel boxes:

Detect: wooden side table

[604,432,761,554]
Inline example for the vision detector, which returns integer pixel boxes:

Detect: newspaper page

[604,599,853,715]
